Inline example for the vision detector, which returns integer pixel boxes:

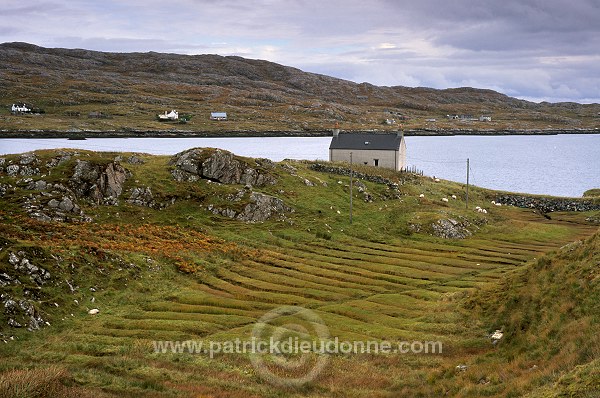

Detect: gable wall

[330,149,402,170]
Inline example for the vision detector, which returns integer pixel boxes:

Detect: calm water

[1,135,598,197]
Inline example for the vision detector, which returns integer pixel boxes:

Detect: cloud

[0,0,598,102]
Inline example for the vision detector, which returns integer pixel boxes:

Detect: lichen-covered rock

[26,179,48,190]
[431,218,472,239]
[6,164,20,176]
[10,252,51,285]
[70,160,130,205]
[19,153,38,166]
[170,148,276,186]
[237,192,293,222]
[128,186,155,207]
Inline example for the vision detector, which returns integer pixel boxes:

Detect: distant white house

[210,112,227,121]
[11,103,31,113]
[158,110,178,121]
[479,115,492,122]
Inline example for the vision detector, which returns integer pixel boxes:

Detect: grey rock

[19,165,40,176]
[6,164,20,176]
[8,252,19,266]
[29,212,52,222]
[0,273,13,287]
[237,192,293,222]
[4,299,17,314]
[127,186,155,207]
[45,154,71,168]
[0,183,12,197]
[70,160,130,204]
[19,153,37,165]
[30,180,48,190]
[171,148,276,186]
[7,318,21,328]
[126,155,145,164]
[48,198,60,208]
[58,197,75,212]
[432,218,472,239]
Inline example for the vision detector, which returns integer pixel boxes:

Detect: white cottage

[11,103,31,113]
[158,110,178,121]
[329,131,407,171]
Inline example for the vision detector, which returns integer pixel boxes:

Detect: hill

[0,42,599,135]
[0,148,598,397]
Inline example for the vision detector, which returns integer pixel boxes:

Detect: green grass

[0,149,598,397]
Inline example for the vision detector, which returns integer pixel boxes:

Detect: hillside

[0,42,599,135]
[0,148,599,397]
[466,231,600,397]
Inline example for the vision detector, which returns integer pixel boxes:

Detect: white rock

[451,195,457,199]
[495,202,502,206]
[88,308,100,315]
[441,197,449,202]
[434,178,440,182]
[419,194,425,198]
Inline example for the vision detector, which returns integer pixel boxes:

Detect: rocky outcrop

[2,295,46,331]
[70,160,130,205]
[21,178,91,222]
[127,186,155,207]
[238,192,293,222]
[495,194,600,213]
[431,218,472,239]
[170,148,276,186]
[1,152,41,177]
[8,251,51,286]
[207,191,293,222]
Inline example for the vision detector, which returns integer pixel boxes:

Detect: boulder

[237,192,293,222]
[128,186,155,207]
[19,153,38,166]
[70,160,130,205]
[6,164,20,176]
[431,218,472,239]
[170,148,276,186]
[58,197,75,212]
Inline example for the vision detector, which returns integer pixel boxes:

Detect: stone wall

[495,194,600,213]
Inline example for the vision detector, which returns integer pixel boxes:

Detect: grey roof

[329,132,403,151]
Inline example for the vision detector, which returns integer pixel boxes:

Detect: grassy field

[0,149,598,397]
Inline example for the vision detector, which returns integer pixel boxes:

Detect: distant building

[11,103,31,113]
[158,110,178,121]
[210,112,228,121]
[329,131,407,171]
[479,115,492,122]
[88,111,109,119]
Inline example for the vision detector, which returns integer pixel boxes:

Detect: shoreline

[1,128,599,139]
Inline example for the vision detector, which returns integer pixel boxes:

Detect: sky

[1,0,599,103]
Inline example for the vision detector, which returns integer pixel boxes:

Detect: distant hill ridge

[0,41,598,133]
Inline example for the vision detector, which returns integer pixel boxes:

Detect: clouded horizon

[2,0,599,103]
